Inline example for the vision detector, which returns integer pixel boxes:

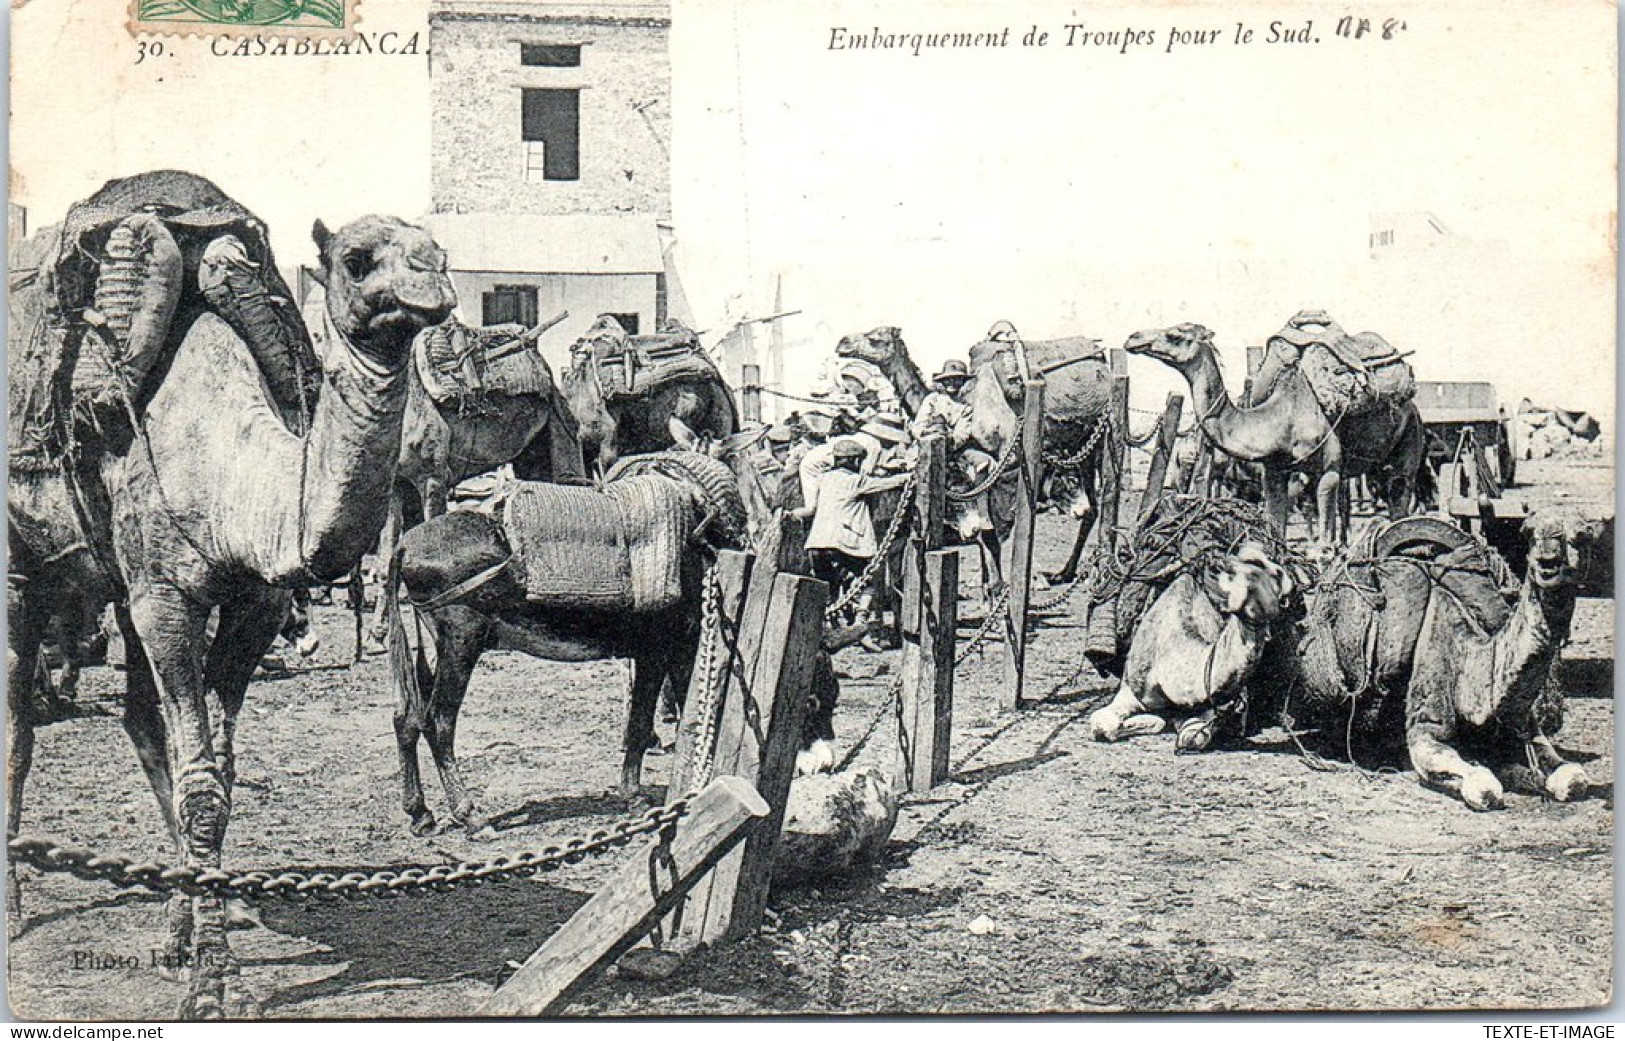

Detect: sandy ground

[5,461,1614,1018]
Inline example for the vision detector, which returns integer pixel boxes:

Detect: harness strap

[408,553,514,613]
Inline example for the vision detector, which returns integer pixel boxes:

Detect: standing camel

[8,173,454,1017]
[559,315,738,473]
[361,317,586,644]
[1125,322,1427,545]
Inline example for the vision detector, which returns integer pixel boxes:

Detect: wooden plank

[1446,497,1529,520]
[670,551,753,798]
[899,548,958,792]
[1104,373,1130,546]
[1138,393,1184,521]
[675,572,826,946]
[480,776,769,1017]
[741,363,762,425]
[1000,378,1045,711]
[901,435,947,635]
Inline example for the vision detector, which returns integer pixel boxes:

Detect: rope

[8,795,692,901]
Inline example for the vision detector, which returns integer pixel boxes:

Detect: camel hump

[1369,515,1478,561]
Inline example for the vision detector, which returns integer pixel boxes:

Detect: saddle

[413,318,556,409]
[1266,310,1415,418]
[1338,516,1516,635]
[570,315,722,403]
[501,473,694,614]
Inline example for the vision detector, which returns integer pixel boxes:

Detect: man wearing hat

[854,412,912,475]
[793,438,914,631]
[911,358,974,441]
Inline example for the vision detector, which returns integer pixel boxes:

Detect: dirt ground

[6,458,1614,1019]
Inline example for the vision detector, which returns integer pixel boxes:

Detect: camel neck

[290,308,413,582]
[1487,576,1576,717]
[884,353,929,416]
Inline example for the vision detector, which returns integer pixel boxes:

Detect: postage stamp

[129,0,356,36]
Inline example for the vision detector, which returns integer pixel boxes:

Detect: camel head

[1124,323,1216,370]
[1214,542,1296,626]
[835,326,905,367]
[1523,507,1599,590]
[313,216,455,356]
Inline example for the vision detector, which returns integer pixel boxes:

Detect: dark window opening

[522,88,580,181]
[521,43,581,67]
[483,285,539,327]
[606,312,641,336]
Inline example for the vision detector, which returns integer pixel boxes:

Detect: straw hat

[931,358,973,387]
[860,413,909,445]
[832,437,867,461]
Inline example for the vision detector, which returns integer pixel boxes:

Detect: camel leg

[1262,467,1290,536]
[125,584,253,1019]
[420,617,485,831]
[1517,734,1588,802]
[1314,470,1342,547]
[978,531,1005,603]
[7,579,48,935]
[1407,725,1503,811]
[622,643,671,804]
[1089,684,1168,743]
[369,486,406,644]
[1050,510,1098,584]
[393,625,439,838]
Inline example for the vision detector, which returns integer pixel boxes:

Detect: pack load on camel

[1081,494,1314,674]
[570,314,725,403]
[1285,509,1595,809]
[1261,308,1416,419]
[8,171,318,474]
[414,310,568,411]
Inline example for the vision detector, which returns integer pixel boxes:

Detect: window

[521,43,581,67]
[605,312,640,336]
[483,285,538,327]
[521,88,579,181]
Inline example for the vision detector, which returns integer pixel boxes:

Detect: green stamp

[133,0,351,33]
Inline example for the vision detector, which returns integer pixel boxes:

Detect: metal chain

[947,425,1024,503]
[954,583,1012,666]
[756,385,856,408]
[824,467,919,621]
[8,796,692,902]
[687,564,728,785]
[1123,410,1165,450]
[833,674,904,774]
[1042,409,1114,471]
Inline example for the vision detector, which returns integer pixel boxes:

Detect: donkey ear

[312,219,333,256]
[668,416,699,450]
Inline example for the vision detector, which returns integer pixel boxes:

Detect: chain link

[833,674,903,774]
[9,797,692,902]
[824,466,919,621]
[954,583,1012,666]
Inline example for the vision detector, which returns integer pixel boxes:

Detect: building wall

[431,6,671,218]
[448,269,658,369]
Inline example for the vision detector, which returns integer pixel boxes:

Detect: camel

[385,451,840,835]
[834,326,930,415]
[7,173,455,1017]
[362,317,586,644]
[1286,510,1596,810]
[559,315,737,474]
[1125,322,1428,545]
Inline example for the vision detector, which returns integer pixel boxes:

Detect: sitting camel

[8,171,455,1016]
[1089,542,1298,750]
[386,451,840,835]
[1125,323,1428,545]
[1287,510,1596,810]
[560,315,738,474]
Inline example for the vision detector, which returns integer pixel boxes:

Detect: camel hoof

[796,739,837,777]
[409,812,437,837]
[1546,763,1588,803]
[1175,717,1217,753]
[1461,770,1506,811]
[295,633,321,659]
[1087,711,1120,743]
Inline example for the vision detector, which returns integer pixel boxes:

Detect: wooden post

[673,571,827,946]
[479,776,769,1017]
[1000,378,1045,711]
[1138,393,1184,521]
[1104,352,1130,549]
[741,363,763,425]
[899,548,958,791]
[670,550,753,796]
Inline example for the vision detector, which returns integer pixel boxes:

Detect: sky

[9,0,1617,422]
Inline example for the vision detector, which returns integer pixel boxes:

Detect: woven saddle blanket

[501,473,694,613]
[414,320,556,407]
[1266,310,1415,418]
